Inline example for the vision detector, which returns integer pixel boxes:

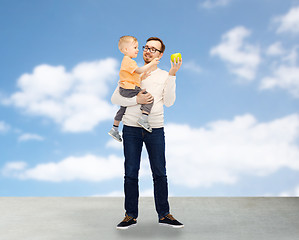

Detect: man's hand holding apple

[169,53,182,76]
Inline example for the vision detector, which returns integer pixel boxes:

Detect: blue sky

[1,0,299,196]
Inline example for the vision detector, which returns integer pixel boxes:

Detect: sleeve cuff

[168,75,176,80]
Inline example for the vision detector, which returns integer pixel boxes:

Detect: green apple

[171,53,182,62]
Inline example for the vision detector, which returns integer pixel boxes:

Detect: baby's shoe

[137,118,152,133]
[108,128,122,142]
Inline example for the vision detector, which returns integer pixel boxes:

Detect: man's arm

[111,87,137,107]
[163,58,182,107]
[163,75,176,107]
[111,86,154,106]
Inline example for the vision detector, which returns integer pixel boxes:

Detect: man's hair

[118,35,137,52]
[146,37,165,53]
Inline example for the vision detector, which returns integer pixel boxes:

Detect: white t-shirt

[111,68,176,128]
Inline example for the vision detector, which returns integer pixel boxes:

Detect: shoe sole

[159,223,184,228]
[108,132,122,142]
[137,121,152,133]
[116,223,137,230]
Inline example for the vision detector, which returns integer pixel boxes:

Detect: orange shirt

[119,56,140,89]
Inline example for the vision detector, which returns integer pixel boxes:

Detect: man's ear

[158,53,163,60]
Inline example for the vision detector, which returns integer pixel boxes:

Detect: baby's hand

[150,58,160,65]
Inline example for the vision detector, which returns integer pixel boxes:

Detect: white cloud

[18,133,44,142]
[200,0,232,9]
[165,114,299,188]
[261,47,299,98]
[3,58,119,132]
[2,114,299,190]
[282,46,298,65]
[106,138,123,150]
[1,162,28,179]
[0,121,10,133]
[275,6,299,34]
[211,26,261,80]
[2,154,124,182]
[0,146,151,183]
[260,65,299,97]
[139,189,154,197]
[182,61,202,74]
[279,186,299,197]
[266,42,285,56]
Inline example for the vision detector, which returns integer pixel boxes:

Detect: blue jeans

[122,125,170,219]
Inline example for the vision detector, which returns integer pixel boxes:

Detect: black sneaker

[159,214,184,228]
[116,214,137,229]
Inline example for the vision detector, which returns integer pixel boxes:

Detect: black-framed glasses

[142,46,162,53]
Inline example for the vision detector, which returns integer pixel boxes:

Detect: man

[111,37,183,229]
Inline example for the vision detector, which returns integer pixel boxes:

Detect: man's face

[143,40,163,64]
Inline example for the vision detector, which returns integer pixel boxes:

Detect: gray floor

[0,197,298,240]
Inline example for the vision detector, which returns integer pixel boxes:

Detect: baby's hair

[118,35,138,52]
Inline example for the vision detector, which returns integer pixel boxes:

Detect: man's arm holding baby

[111,87,154,106]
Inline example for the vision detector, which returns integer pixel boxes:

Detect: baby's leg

[109,106,126,142]
[114,106,126,124]
[140,98,154,115]
[113,120,120,127]
[138,91,154,133]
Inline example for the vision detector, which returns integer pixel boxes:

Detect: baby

[108,36,159,142]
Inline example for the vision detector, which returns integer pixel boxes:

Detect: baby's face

[126,41,139,58]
